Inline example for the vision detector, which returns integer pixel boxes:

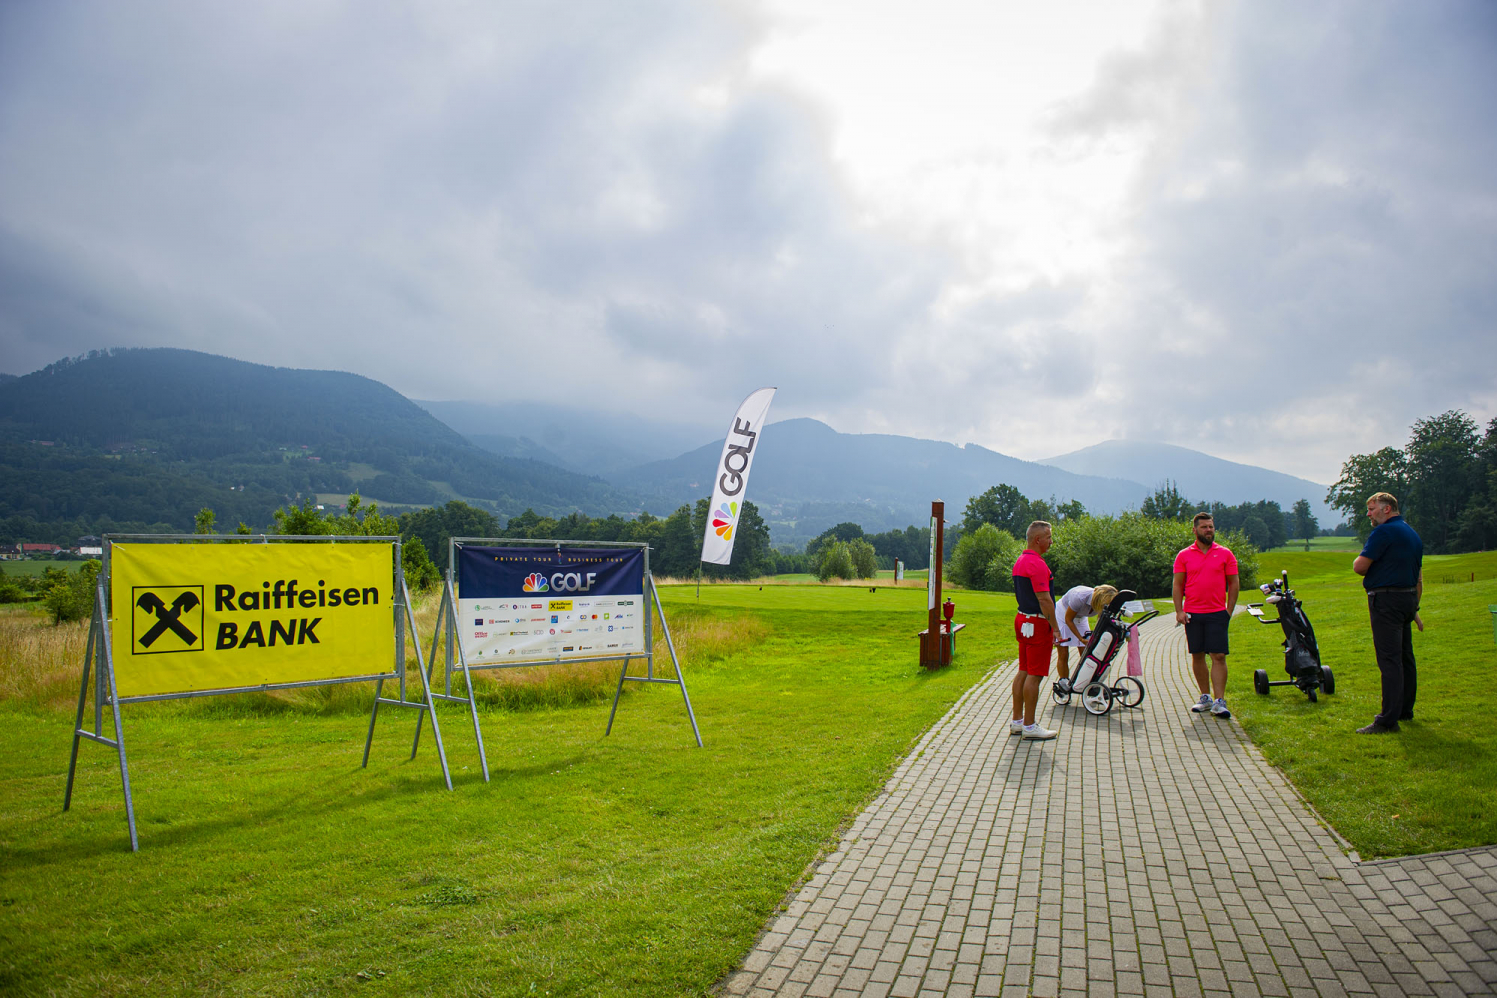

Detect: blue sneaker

[1190,694,1213,713]
[1210,698,1231,719]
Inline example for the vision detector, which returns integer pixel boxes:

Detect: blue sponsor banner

[457,546,644,599]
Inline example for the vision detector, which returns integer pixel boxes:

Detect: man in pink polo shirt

[1173,512,1240,718]
[1010,520,1061,741]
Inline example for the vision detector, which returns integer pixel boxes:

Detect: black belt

[1367,586,1417,593]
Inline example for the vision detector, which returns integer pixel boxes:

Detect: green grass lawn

[1229,549,1497,858]
[0,584,1018,997]
[1265,536,1363,553]
[0,560,92,576]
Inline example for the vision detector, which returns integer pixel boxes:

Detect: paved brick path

[724,616,1497,997]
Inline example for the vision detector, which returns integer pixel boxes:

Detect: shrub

[1046,514,1258,598]
[847,538,879,579]
[948,524,1022,592]
[402,536,441,592]
[43,560,102,626]
[815,541,856,581]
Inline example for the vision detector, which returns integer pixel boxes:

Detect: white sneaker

[1190,694,1213,713]
[1022,724,1058,741]
[1010,719,1025,736]
[1210,698,1231,719]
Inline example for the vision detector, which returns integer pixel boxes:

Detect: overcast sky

[1,0,1493,482]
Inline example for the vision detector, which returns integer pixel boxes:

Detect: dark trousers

[1368,590,1418,725]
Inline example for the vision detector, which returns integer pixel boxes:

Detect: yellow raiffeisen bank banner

[110,542,397,697]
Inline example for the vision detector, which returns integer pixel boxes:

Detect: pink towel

[1126,624,1143,677]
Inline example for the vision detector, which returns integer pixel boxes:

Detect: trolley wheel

[1253,669,1270,696]
[1113,676,1145,708]
[1081,681,1113,716]
[1320,666,1335,695]
[1051,681,1072,705]
[1307,686,1318,703]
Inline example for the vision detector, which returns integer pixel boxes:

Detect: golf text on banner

[109,542,395,697]
[702,387,776,565]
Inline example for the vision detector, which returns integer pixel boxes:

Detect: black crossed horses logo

[132,586,204,653]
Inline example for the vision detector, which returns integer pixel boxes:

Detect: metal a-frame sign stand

[418,537,701,781]
[64,535,451,852]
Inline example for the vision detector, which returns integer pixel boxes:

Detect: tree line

[1326,409,1497,553]
[185,493,777,590]
[947,484,1264,597]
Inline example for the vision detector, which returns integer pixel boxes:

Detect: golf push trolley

[1052,589,1160,716]
[1247,570,1334,701]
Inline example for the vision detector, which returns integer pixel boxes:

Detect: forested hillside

[0,349,641,541]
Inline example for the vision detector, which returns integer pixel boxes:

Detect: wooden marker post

[919,500,950,668]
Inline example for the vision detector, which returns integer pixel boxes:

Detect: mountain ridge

[1038,439,1333,521]
[0,348,642,534]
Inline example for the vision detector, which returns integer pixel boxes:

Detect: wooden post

[920,501,948,668]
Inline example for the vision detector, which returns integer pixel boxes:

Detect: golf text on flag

[109,542,395,697]
[701,387,776,566]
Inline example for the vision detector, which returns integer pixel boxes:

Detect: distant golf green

[0,559,93,577]
[1266,536,1362,553]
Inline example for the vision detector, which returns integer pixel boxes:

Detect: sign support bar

[403,573,490,781]
[363,575,453,790]
[63,581,139,851]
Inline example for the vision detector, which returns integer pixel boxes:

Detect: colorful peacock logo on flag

[522,573,549,593]
[711,501,737,540]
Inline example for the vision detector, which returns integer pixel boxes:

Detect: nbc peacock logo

[522,573,550,593]
[711,501,737,540]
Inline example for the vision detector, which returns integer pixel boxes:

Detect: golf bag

[1052,589,1159,716]
[1248,571,1333,701]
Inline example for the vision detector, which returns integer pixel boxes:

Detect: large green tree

[1327,447,1408,541]
[1291,499,1318,551]
[962,484,1032,537]
[1140,481,1197,521]
[1404,410,1482,553]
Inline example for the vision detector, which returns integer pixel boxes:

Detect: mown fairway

[0,584,1016,997]
[1228,549,1497,858]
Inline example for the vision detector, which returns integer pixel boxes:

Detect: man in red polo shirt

[1172,512,1240,718]
[1010,520,1060,740]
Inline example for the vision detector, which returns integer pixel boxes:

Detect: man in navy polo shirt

[1353,491,1423,734]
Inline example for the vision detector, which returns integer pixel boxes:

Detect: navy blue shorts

[1185,610,1231,655]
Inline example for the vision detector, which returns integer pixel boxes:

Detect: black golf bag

[1247,571,1333,701]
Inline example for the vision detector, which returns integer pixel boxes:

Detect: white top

[1055,585,1095,647]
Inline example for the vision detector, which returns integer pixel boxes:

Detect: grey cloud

[0,0,946,414]
[1,0,1492,487]
[1028,0,1497,479]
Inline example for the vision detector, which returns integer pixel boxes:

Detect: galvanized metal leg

[444,577,456,696]
[99,623,138,851]
[459,655,488,782]
[409,704,425,759]
[652,576,702,748]
[604,656,630,736]
[426,592,445,697]
[409,699,425,756]
[405,579,452,789]
[449,607,489,781]
[63,611,98,811]
[362,677,384,768]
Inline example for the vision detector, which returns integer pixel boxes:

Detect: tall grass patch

[0,606,90,708]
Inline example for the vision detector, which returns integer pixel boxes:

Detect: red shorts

[1014,614,1053,677]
